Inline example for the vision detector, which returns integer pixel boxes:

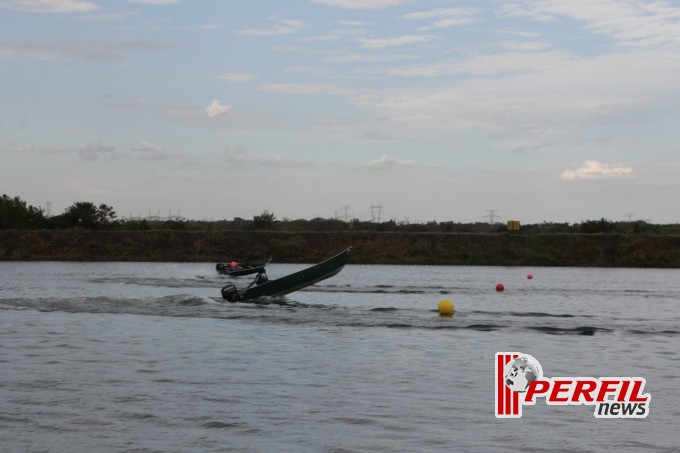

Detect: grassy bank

[1,230,679,267]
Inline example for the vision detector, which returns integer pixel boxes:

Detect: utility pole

[45,201,52,218]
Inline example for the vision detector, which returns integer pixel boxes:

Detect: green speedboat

[220,247,352,302]
[215,258,271,276]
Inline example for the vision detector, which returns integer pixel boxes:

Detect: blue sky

[2,0,679,224]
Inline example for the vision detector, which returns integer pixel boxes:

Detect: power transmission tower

[45,201,52,217]
[484,209,501,225]
[340,205,351,222]
[370,204,383,223]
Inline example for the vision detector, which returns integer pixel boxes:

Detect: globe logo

[504,354,543,393]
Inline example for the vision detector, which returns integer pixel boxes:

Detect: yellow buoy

[438,299,454,315]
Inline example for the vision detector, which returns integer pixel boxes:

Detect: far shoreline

[1,230,679,268]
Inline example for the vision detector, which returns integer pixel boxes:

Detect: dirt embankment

[1,229,679,267]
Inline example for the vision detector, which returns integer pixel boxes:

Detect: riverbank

[1,229,679,267]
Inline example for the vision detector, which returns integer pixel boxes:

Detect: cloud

[131,140,188,160]
[346,48,680,152]
[311,0,405,9]
[106,98,146,108]
[365,155,416,167]
[500,40,552,51]
[325,52,416,63]
[402,7,482,30]
[224,148,310,167]
[216,72,257,82]
[0,0,98,13]
[561,161,633,180]
[357,155,441,169]
[11,142,121,161]
[77,142,121,161]
[500,0,680,48]
[259,83,353,96]
[358,35,438,49]
[237,18,307,37]
[78,12,135,21]
[205,100,231,117]
[0,38,175,63]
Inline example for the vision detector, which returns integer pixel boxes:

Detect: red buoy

[496,283,505,292]
[527,273,534,280]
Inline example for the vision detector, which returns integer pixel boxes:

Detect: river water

[0,261,678,452]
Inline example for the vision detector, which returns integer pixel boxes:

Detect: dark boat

[216,258,271,276]
[221,247,352,302]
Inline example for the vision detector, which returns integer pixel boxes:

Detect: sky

[1,0,679,224]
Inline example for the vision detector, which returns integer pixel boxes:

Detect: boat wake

[1,294,676,337]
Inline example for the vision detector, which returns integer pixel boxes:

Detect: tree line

[2,194,679,234]
[0,195,116,230]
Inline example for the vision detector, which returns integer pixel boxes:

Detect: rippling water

[1,261,678,452]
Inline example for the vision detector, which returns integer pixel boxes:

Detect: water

[1,262,678,452]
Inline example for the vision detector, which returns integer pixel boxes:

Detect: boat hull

[216,258,271,276]
[221,247,351,302]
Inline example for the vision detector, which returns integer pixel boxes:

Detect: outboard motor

[221,284,240,302]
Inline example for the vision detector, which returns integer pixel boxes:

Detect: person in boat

[247,270,268,288]
[229,261,240,271]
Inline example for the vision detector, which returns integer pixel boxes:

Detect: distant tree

[0,194,45,229]
[162,219,187,230]
[252,210,276,230]
[376,219,397,231]
[118,219,151,230]
[307,217,348,231]
[56,202,117,229]
[632,221,650,234]
[580,218,616,233]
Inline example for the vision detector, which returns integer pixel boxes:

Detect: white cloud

[0,0,98,13]
[205,100,231,117]
[325,52,416,63]
[237,18,307,37]
[500,40,552,51]
[561,161,633,180]
[216,72,257,82]
[347,49,680,152]
[402,7,482,30]
[77,142,120,161]
[359,35,437,48]
[357,155,441,169]
[365,155,416,167]
[11,142,121,161]
[259,83,353,96]
[500,0,680,48]
[78,12,135,21]
[311,0,405,9]
[335,20,369,26]
[132,141,169,160]
[106,98,146,108]
[0,39,174,63]
[224,149,310,167]
[131,141,189,161]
